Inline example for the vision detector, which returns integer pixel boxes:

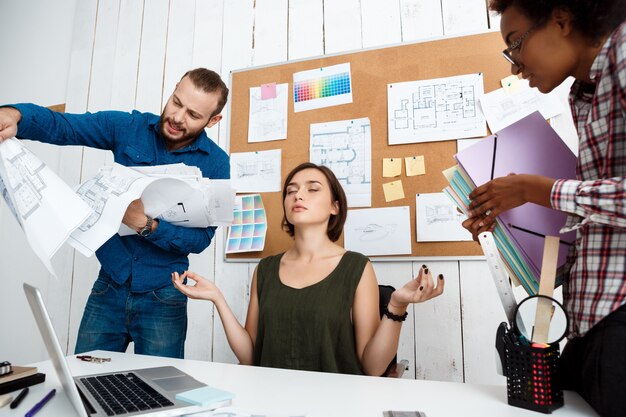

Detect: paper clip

[76,355,111,363]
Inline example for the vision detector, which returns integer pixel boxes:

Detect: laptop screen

[23,283,89,417]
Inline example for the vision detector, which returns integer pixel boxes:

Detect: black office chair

[378,284,410,378]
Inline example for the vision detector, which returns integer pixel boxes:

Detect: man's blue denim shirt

[12,103,230,292]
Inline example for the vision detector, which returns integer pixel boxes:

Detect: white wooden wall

[1,0,554,386]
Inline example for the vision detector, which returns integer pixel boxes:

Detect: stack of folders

[0,365,45,395]
[443,112,577,295]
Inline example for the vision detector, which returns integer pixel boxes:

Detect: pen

[24,388,55,417]
[10,387,28,409]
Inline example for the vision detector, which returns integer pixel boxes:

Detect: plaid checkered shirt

[551,22,626,337]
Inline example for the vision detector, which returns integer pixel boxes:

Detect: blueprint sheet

[0,139,235,270]
[0,138,92,275]
[73,163,235,257]
[310,118,372,208]
[387,73,486,144]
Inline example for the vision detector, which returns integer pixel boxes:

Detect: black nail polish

[438,274,444,280]
[422,264,427,269]
[419,286,424,291]
[424,268,429,274]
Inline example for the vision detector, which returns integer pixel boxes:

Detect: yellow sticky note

[405,155,425,176]
[382,158,402,177]
[501,74,522,94]
[383,180,405,202]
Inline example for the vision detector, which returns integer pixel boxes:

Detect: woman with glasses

[463,1,625,416]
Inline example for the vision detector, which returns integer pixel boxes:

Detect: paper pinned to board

[382,158,402,178]
[249,83,288,143]
[405,155,425,176]
[383,180,405,202]
[261,82,277,100]
[480,78,564,133]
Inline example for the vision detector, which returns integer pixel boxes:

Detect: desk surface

[0,351,597,417]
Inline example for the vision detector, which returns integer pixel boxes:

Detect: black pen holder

[503,336,563,414]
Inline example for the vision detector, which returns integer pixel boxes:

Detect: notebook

[23,283,232,417]
[454,112,577,292]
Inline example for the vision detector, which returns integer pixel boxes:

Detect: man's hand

[122,199,149,232]
[0,107,22,141]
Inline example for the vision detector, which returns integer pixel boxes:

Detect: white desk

[0,351,597,416]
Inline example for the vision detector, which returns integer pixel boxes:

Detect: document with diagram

[0,138,92,275]
[387,73,486,144]
[0,138,235,269]
[310,118,372,207]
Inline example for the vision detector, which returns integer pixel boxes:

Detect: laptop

[23,283,231,416]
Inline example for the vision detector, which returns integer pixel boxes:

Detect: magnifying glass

[513,294,569,344]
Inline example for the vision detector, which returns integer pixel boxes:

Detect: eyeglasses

[502,25,536,67]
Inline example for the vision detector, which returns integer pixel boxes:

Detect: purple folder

[455,111,577,281]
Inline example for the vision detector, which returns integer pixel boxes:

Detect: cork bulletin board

[227,31,511,260]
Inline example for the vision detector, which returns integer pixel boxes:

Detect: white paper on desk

[344,206,411,256]
[479,79,564,133]
[415,192,472,242]
[0,138,93,276]
[230,149,282,193]
[388,73,486,144]
[310,118,372,208]
[248,83,288,142]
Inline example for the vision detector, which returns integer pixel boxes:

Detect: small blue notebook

[175,385,234,407]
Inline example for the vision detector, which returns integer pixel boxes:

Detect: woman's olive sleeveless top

[253,251,368,375]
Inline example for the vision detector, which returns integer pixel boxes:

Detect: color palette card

[293,62,353,112]
[226,194,267,253]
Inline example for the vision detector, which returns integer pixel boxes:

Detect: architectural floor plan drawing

[310,117,372,207]
[2,141,47,221]
[388,73,486,144]
[74,168,140,231]
[0,138,92,275]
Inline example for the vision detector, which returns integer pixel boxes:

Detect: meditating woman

[173,162,444,375]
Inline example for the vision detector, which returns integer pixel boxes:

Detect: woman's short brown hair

[281,162,347,242]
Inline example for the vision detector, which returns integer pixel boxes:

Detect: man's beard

[158,116,203,146]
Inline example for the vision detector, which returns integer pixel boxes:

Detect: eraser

[0,394,13,408]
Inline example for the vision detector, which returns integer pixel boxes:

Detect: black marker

[9,387,28,409]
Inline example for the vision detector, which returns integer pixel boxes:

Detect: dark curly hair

[281,162,347,242]
[489,0,626,43]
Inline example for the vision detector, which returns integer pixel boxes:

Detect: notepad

[0,366,37,384]
[175,385,234,407]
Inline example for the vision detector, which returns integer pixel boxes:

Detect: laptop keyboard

[80,372,174,416]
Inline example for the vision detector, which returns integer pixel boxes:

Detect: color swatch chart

[293,62,353,112]
[226,194,267,253]
[294,72,351,102]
